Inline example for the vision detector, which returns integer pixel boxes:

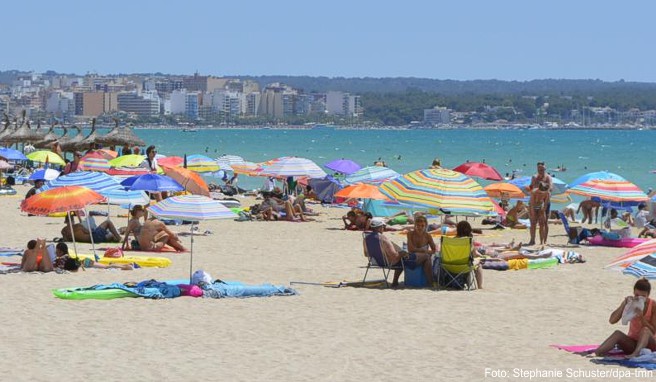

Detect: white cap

[370,217,386,228]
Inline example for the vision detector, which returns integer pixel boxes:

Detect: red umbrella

[453,162,503,181]
[158,156,184,168]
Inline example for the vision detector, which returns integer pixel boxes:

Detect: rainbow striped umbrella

[78,152,111,172]
[344,166,400,185]
[39,171,122,194]
[148,195,238,281]
[259,157,327,179]
[607,239,656,269]
[568,179,648,202]
[186,154,220,173]
[379,168,495,215]
[569,171,626,188]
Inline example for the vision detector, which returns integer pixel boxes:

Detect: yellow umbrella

[26,150,66,165]
[109,154,146,168]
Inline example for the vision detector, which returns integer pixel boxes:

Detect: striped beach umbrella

[607,239,656,269]
[148,195,238,281]
[231,161,260,176]
[568,179,648,202]
[100,189,150,207]
[186,154,220,173]
[569,171,626,188]
[344,166,400,185]
[260,157,327,179]
[39,171,122,194]
[21,185,106,215]
[379,168,495,215]
[216,154,245,171]
[78,152,111,172]
[26,150,65,165]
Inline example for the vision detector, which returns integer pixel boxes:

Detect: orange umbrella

[484,182,525,199]
[21,186,106,215]
[161,166,210,197]
[334,183,389,200]
[97,149,118,160]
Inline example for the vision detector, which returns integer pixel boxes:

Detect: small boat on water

[182,127,199,132]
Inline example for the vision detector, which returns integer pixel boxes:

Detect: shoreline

[130,124,654,131]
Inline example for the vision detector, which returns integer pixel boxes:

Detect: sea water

[131,128,656,192]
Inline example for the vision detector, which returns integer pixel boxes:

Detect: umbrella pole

[67,212,79,260]
[189,222,195,284]
[84,207,98,261]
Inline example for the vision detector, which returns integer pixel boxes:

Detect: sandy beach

[0,190,646,382]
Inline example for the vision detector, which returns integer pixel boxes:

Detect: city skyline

[4,0,656,82]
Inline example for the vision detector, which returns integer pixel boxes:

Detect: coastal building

[183,73,227,92]
[117,91,159,118]
[246,92,260,116]
[423,106,451,125]
[73,92,118,117]
[45,91,75,117]
[326,91,362,117]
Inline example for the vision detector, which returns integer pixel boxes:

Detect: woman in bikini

[122,205,146,250]
[528,162,552,245]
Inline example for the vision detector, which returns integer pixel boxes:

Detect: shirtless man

[577,199,600,224]
[527,162,552,246]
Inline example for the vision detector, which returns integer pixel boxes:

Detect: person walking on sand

[527,161,552,246]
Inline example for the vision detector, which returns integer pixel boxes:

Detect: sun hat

[192,270,213,286]
[370,217,386,228]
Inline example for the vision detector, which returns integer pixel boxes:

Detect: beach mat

[0,248,22,257]
[73,253,172,268]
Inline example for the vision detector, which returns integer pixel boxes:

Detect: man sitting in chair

[370,217,433,288]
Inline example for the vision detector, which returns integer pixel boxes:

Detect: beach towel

[200,280,297,298]
[99,245,183,253]
[0,248,23,257]
[507,258,528,270]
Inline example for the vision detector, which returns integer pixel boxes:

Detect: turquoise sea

[130,128,656,193]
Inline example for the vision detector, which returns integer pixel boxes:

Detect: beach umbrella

[147,195,238,282]
[216,154,246,171]
[100,189,150,207]
[26,150,66,166]
[324,159,362,175]
[453,162,503,181]
[60,126,85,152]
[379,168,496,215]
[186,154,220,173]
[158,156,184,168]
[162,166,210,197]
[334,183,389,200]
[259,157,327,179]
[95,120,145,147]
[109,154,146,168]
[0,160,12,170]
[39,171,122,194]
[344,166,400,185]
[0,147,27,161]
[507,176,569,195]
[569,171,626,188]
[121,173,184,193]
[21,186,106,257]
[607,239,656,270]
[78,152,111,172]
[73,119,99,152]
[96,149,118,160]
[33,122,61,149]
[231,161,260,176]
[484,182,525,199]
[1,120,42,145]
[29,168,60,181]
[568,179,648,202]
[106,167,150,178]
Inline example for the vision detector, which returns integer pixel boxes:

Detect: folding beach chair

[362,231,404,287]
[558,211,580,246]
[437,236,477,290]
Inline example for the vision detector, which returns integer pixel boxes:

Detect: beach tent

[308,176,342,203]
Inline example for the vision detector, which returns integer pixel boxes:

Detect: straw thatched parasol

[73,118,99,151]
[95,119,145,147]
[60,125,84,152]
[1,114,43,146]
[33,122,61,149]
[0,114,13,142]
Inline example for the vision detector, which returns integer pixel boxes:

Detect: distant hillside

[236,75,656,95]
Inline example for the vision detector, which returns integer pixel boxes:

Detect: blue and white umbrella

[39,171,122,194]
[100,189,150,207]
[260,157,327,179]
[148,195,238,282]
[29,168,60,181]
[344,166,400,185]
[508,176,569,195]
[216,154,246,171]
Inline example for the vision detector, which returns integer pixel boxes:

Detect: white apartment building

[423,106,451,125]
[326,91,362,117]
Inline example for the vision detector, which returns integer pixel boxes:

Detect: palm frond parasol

[95,119,145,147]
[60,125,84,152]
[33,121,60,149]
[1,118,42,146]
[73,118,99,151]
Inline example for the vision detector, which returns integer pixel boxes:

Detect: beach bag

[104,247,124,258]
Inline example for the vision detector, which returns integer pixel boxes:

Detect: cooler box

[404,266,427,287]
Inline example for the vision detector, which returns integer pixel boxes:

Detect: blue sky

[4,0,655,81]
